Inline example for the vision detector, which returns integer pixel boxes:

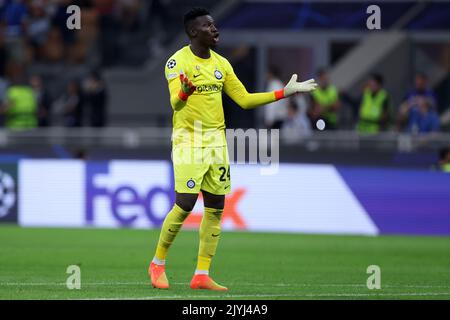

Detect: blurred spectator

[29,73,51,126]
[40,25,64,62]
[356,74,391,134]
[2,0,28,37]
[397,96,440,133]
[281,97,312,143]
[264,66,288,129]
[25,0,51,51]
[54,79,83,127]
[73,148,88,160]
[402,72,437,111]
[117,0,143,32]
[309,68,340,130]
[83,70,107,127]
[396,72,440,133]
[1,0,29,63]
[438,147,450,173]
[0,75,37,130]
[293,93,311,133]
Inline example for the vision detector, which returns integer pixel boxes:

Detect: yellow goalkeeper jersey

[165,45,277,147]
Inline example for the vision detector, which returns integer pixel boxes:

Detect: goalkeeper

[149,7,317,291]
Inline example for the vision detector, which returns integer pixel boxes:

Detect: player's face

[193,15,219,48]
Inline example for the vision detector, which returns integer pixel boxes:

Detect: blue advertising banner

[338,167,450,236]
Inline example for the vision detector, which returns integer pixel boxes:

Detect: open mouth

[213,33,220,42]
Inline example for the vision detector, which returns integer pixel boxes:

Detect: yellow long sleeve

[224,72,278,110]
[168,78,187,111]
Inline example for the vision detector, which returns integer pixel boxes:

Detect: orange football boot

[149,262,169,289]
[190,274,228,291]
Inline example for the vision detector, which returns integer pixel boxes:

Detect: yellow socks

[154,204,190,263]
[196,207,224,273]
[153,204,224,276]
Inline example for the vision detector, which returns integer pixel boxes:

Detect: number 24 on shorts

[219,166,230,182]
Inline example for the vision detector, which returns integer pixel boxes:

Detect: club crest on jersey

[167,59,176,69]
[214,69,223,80]
[187,179,195,189]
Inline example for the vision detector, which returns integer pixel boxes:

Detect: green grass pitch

[1,225,449,300]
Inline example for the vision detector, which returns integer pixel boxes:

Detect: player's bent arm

[168,74,196,111]
[168,79,187,111]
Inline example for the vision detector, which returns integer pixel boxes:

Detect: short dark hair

[439,147,450,161]
[183,7,210,36]
[415,72,428,83]
[370,73,384,85]
[317,68,328,77]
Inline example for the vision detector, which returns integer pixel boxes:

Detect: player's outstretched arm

[224,73,317,110]
[281,74,318,97]
[169,73,196,111]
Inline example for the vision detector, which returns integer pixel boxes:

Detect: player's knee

[176,199,196,212]
[206,200,225,210]
[175,193,198,212]
[203,191,225,210]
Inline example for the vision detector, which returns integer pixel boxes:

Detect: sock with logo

[153,204,190,264]
[195,207,224,273]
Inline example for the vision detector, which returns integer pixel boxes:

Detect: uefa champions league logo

[167,59,176,69]
[0,170,16,218]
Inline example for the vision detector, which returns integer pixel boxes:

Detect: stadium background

[0,0,450,300]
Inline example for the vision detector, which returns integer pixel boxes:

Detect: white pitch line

[0,282,146,286]
[235,283,450,289]
[2,282,450,289]
[80,292,450,300]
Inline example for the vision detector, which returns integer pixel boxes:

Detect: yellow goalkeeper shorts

[172,145,231,195]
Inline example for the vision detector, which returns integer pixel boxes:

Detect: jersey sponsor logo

[167,59,176,69]
[167,72,178,79]
[187,179,195,189]
[196,83,223,93]
[214,69,223,80]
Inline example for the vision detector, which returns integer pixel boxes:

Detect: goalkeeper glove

[178,73,196,101]
[275,74,318,100]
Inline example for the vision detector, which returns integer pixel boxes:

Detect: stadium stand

[0,0,449,170]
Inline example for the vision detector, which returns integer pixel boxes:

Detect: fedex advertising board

[18,160,450,236]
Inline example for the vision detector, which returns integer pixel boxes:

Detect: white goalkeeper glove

[283,74,317,96]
